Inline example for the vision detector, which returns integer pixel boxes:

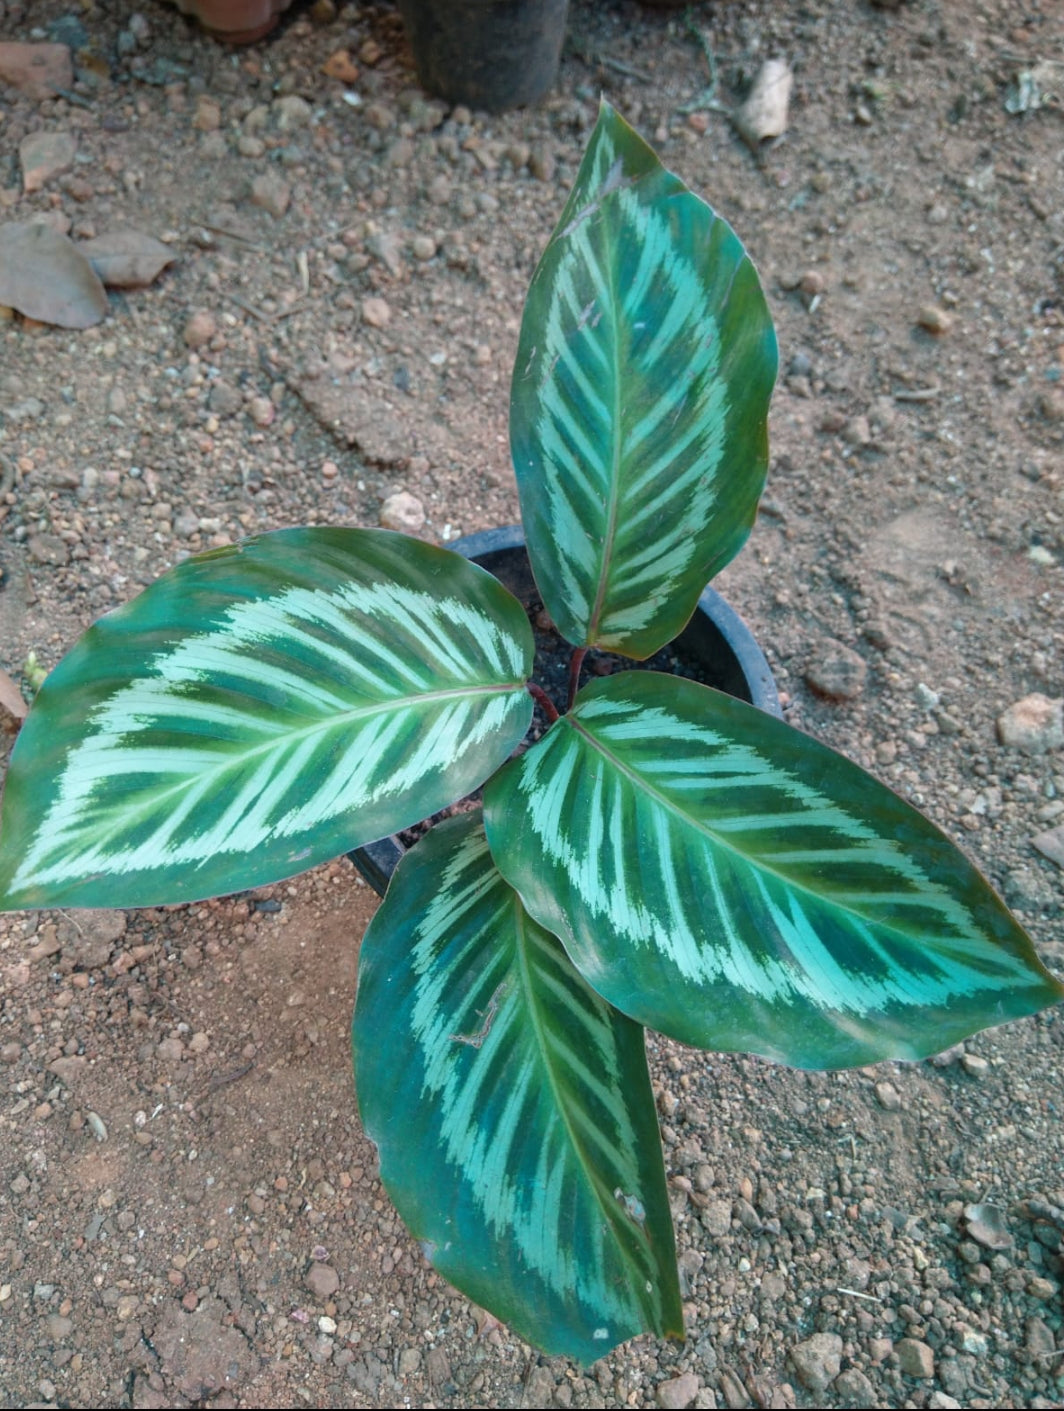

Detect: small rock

[249,172,291,220]
[208,381,242,418]
[895,1338,935,1378]
[955,1323,988,1356]
[398,1347,421,1376]
[379,491,426,535]
[193,97,222,133]
[248,396,275,427]
[362,296,391,329]
[529,145,556,182]
[1027,1276,1058,1300]
[1026,1317,1056,1355]
[700,1199,731,1238]
[305,1262,339,1300]
[174,507,201,539]
[20,130,76,193]
[1032,824,1064,871]
[46,1313,73,1340]
[928,1395,962,1410]
[842,414,872,447]
[0,42,73,100]
[804,639,868,701]
[366,230,403,276]
[961,1052,989,1079]
[928,1042,965,1067]
[996,693,1063,754]
[322,49,359,84]
[411,234,436,261]
[790,1332,842,1393]
[48,1055,86,1082]
[183,309,217,349]
[156,1038,184,1062]
[28,533,69,567]
[917,305,953,335]
[875,1081,902,1111]
[274,94,312,130]
[656,1371,699,1409]
[833,1368,876,1407]
[1038,389,1064,422]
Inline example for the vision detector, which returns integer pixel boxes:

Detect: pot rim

[350,525,781,895]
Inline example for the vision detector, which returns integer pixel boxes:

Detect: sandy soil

[0,1,1061,1407]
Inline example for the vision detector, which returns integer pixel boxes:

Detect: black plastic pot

[349,526,781,896]
[397,0,569,113]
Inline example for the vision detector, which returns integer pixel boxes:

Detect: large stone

[20,131,77,193]
[896,1338,935,1378]
[304,1261,339,1299]
[0,43,72,100]
[996,693,1063,754]
[379,491,425,535]
[804,638,867,701]
[656,1373,699,1409]
[790,1332,842,1392]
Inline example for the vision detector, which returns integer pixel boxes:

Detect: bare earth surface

[0,1,1062,1407]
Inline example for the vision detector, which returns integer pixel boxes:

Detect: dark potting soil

[395,597,712,850]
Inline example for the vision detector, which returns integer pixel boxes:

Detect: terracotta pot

[165,0,295,43]
[350,525,781,895]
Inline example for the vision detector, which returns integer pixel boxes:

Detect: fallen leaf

[79,229,177,289]
[0,221,107,329]
[0,666,27,731]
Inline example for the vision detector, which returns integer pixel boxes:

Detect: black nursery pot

[350,526,782,896]
[397,0,570,113]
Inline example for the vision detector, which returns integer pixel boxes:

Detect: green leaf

[510,99,777,660]
[484,673,1064,1069]
[353,812,682,1364]
[0,529,533,909]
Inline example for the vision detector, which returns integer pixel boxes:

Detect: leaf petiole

[527,681,560,724]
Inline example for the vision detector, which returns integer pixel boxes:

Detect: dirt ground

[0,0,1062,1407]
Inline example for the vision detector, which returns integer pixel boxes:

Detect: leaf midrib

[512,899,655,1328]
[76,680,527,829]
[585,216,623,647]
[565,712,948,945]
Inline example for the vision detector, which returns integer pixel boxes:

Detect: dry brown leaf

[79,229,178,289]
[0,221,108,329]
[0,666,28,732]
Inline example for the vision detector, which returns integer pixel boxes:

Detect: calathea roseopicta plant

[0,102,1061,1364]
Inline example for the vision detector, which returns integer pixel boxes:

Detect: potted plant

[0,103,1059,1364]
[397,0,570,112]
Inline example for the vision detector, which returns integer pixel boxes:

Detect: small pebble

[917,305,953,335]
[362,296,391,329]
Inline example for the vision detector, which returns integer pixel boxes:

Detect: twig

[837,1286,882,1302]
[678,17,731,116]
[893,385,942,403]
[208,1061,255,1091]
[199,222,266,251]
[223,290,269,322]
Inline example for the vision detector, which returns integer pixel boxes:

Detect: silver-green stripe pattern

[484,672,1064,1068]
[353,813,682,1364]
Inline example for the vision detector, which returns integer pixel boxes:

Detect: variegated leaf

[484,673,1064,1069]
[0,529,533,909]
[353,812,682,1363]
[510,100,777,660]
